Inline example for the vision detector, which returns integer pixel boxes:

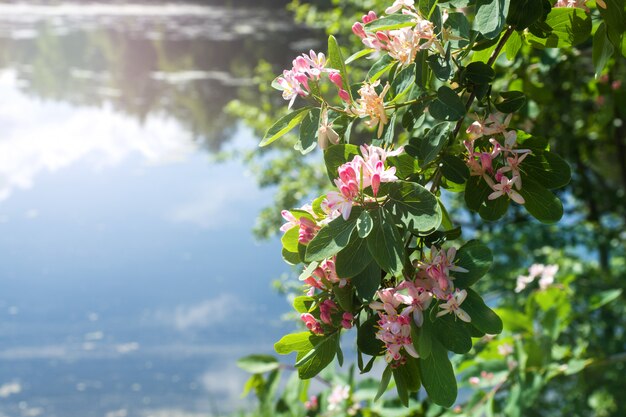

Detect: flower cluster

[280,204,320,245]
[465,113,531,205]
[275,50,348,109]
[369,246,469,363]
[349,81,391,137]
[324,144,401,220]
[352,1,442,66]
[515,263,558,292]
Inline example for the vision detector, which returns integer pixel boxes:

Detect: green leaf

[365,13,416,31]
[296,108,319,154]
[237,355,280,374]
[521,151,571,189]
[275,332,314,354]
[375,365,393,402]
[506,0,544,31]
[462,61,496,85]
[475,0,508,39]
[353,261,381,301]
[429,86,466,121]
[334,284,354,312]
[358,315,384,356]
[412,317,432,359]
[367,207,407,276]
[260,107,312,147]
[388,153,420,180]
[281,226,300,253]
[388,181,442,233]
[494,308,533,332]
[454,240,493,288]
[296,333,338,379]
[463,289,503,334]
[336,235,371,278]
[345,48,375,65]
[441,154,469,184]
[357,210,374,238]
[518,177,564,223]
[391,64,416,99]
[324,144,360,182]
[293,296,314,314]
[495,91,527,113]
[419,338,458,407]
[464,175,492,212]
[479,194,510,221]
[589,289,623,311]
[282,247,300,265]
[411,122,451,166]
[327,35,350,97]
[427,45,453,81]
[305,215,357,262]
[525,8,592,48]
[505,30,523,60]
[434,314,473,354]
[381,113,397,146]
[444,12,470,48]
[392,366,410,406]
[597,0,625,50]
[367,54,395,82]
[592,23,614,79]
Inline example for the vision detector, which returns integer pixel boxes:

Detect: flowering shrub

[240,0,624,410]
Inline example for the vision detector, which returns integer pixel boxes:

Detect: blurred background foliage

[226,0,626,415]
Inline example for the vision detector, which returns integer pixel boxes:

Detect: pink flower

[385,0,415,15]
[298,217,320,244]
[341,312,354,329]
[369,288,403,315]
[350,80,390,138]
[276,70,307,109]
[488,176,525,204]
[301,313,323,334]
[317,107,340,150]
[319,299,338,325]
[362,11,377,23]
[304,395,318,410]
[436,289,471,322]
[376,313,419,362]
[395,281,433,327]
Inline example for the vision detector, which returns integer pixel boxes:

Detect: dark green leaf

[411,122,451,166]
[388,153,420,180]
[305,215,357,262]
[462,289,503,335]
[237,355,280,374]
[357,210,374,238]
[506,0,544,31]
[462,61,496,85]
[433,314,473,354]
[375,365,393,401]
[479,193,510,221]
[464,175,492,212]
[334,284,354,312]
[518,177,564,223]
[441,154,469,184]
[367,207,407,276]
[597,0,625,50]
[419,338,457,407]
[589,289,623,311]
[260,107,312,147]
[336,235,371,278]
[444,12,470,48]
[495,91,527,113]
[592,23,614,78]
[392,366,410,406]
[296,333,338,379]
[353,261,381,301]
[391,64,416,98]
[358,315,384,356]
[427,45,453,81]
[388,181,442,233]
[412,315,432,359]
[367,54,395,82]
[454,240,493,288]
[282,247,300,265]
[521,151,571,189]
[429,86,465,121]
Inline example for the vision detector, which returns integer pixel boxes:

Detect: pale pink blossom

[369,288,403,315]
[498,343,514,357]
[396,280,433,327]
[351,80,390,137]
[469,376,480,386]
[488,176,525,204]
[385,0,415,15]
[515,264,558,292]
[276,70,308,109]
[328,385,350,411]
[301,313,323,334]
[376,313,419,362]
[437,289,471,322]
[317,107,340,150]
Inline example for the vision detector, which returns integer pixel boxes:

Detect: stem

[385,94,437,110]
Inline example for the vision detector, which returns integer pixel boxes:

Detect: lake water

[0,3,317,416]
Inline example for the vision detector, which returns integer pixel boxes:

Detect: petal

[455,308,471,323]
[404,343,420,359]
[509,190,525,205]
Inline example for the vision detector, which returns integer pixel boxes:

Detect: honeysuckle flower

[302,50,327,79]
[488,176,525,204]
[338,89,351,102]
[276,70,308,109]
[498,343,514,357]
[318,107,340,150]
[387,27,420,67]
[328,385,350,411]
[385,0,415,15]
[280,210,299,232]
[298,217,320,244]
[351,80,390,137]
[376,313,419,362]
[319,299,338,324]
[437,289,471,322]
[370,288,403,315]
[515,263,558,292]
[304,395,318,410]
[498,152,529,189]
[362,10,378,24]
[341,312,354,329]
[515,274,534,293]
[469,376,480,386]
[396,281,433,327]
[301,313,323,334]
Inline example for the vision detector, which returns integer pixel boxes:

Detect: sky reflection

[0,3,307,414]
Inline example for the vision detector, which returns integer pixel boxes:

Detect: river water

[0,3,317,416]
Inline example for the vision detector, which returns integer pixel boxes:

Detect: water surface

[0,3,316,416]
